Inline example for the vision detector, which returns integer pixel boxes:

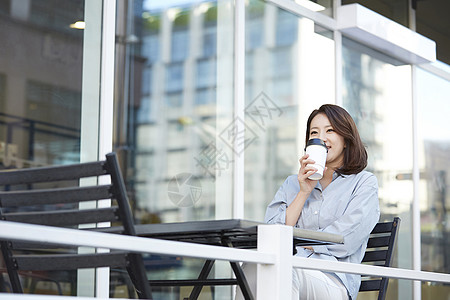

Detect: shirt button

[314,211,318,215]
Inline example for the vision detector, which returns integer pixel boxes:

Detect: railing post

[257,224,293,299]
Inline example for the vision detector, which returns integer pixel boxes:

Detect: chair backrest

[0,153,152,298]
[359,217,401,300]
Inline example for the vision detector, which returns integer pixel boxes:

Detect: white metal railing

[0,295,125,300]
[255,225,450,299]
[0,221,274,265]
[0,221,450,299]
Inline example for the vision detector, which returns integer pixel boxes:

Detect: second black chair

[359,217,401,300]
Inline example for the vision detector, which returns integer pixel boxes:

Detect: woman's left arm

[312,174,380,258]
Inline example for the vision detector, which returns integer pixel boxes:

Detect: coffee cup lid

[305,138,328,151]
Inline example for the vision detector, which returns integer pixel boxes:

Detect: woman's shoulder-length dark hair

[305,104,367,175]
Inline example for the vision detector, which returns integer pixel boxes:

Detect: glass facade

[0,0,105,296]
[0,0,85,168]
[416,66,450,299]
[342,37,414,299]
[0,0,449,299]
[243,0,335,222]
[118,0,235,225]
[114,1,235,297]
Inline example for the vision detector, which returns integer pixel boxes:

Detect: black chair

[359,217,401,300]
[0,152,152,299]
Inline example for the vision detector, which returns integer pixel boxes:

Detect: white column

[411,65,422,300]
[232,0,246,219]
[257,224,293,299]
[96,0,116,298]
[215,2,241,298]
[78,0,103,296]
[98,0,116,159]
[80,1,102,163]
[215,0,234,220]
[334,30,343,106]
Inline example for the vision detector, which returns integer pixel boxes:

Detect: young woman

[236,104,380,300]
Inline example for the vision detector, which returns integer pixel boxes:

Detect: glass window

[271,47,292,77]
[342,37,413,299]
[25,80,81,164]
[0,1,85,168]
[275,9,298,46]
[196,58,216,88]
[195,87,216,106]
[416,67,450,298]
[171,30,189,61]
[142,12,160,63]
[246,0,264,51]
[243,0,335,221]
[166,63,184,93]
[30,0,85,36]
[202,5,217,57]
[203,25,217,57]
[121,0,234,223]
[141,66,152,96]
[171,10,190,62]
[115,1,235,297]
[142,34,159,63]
[0,0,103,296]
[246,20,264,50]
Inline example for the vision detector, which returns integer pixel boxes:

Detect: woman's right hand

[285,154,317,226]
[297,154,317,195]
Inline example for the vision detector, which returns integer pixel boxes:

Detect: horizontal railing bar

[0,221,275,265]
[292,256,450,284]
[1,221,449,287]
[0,293,126,300]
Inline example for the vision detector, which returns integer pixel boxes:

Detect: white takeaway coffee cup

[305,138,328,180]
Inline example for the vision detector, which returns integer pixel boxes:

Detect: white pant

[234,263,349,300]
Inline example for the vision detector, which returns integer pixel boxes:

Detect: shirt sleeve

[312,174,380,258]
[264,176,295,225]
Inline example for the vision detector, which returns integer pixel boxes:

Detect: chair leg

[188,259,215,300]
[378,277,389,300]
[0,242,23,293]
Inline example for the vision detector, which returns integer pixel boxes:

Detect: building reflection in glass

[417,67,450,298]
[0,0,85,295]
[342,37,414,299]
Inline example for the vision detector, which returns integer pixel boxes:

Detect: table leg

[221,239,254,300]
[188,259,215,300]
[230,262,254,300]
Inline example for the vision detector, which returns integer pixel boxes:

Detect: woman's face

[309,113,345,169]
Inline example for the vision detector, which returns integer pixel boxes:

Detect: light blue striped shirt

[265,171,380,300]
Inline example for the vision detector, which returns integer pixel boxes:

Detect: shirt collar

[333,172,347,180]
[313,172,348,191]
